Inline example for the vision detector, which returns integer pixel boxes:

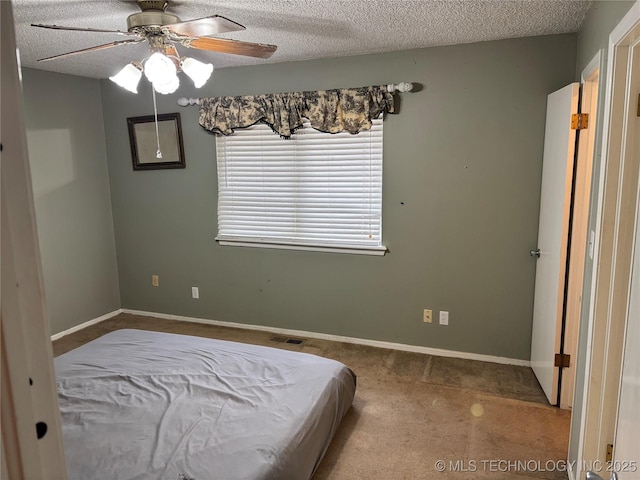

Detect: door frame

[560,52,603,410]
[573,2,640,478]
[1,1,68,477]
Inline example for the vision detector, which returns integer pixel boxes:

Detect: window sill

[216,238,387,256]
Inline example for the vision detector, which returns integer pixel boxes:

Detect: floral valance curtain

[198,85,394,138]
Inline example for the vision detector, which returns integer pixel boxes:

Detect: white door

[530,83,580,405]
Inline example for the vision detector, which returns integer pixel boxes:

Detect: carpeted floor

[53,313,571,479]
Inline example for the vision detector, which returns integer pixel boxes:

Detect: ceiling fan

[32,0,277,93]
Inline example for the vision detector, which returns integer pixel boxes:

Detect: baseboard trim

[121,309,531,367]
[50,309,122,341]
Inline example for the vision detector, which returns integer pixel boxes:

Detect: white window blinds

[215,117,385,254]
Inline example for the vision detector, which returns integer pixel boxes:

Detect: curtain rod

[176,82,413,106]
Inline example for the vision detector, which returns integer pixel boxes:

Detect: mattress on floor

[55,328,356,480]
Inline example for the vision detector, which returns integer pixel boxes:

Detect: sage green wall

[102,34,576,360]
[576,1,636,75]
[22,68,120,334]
[569,0,635,465]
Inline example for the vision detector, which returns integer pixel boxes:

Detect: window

[215,117,385,255]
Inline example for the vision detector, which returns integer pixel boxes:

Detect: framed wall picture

[127,112,186,170]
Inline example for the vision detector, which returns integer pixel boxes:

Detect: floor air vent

[270,336,305,345]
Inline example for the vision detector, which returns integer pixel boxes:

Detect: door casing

[573,2,640,478]
[560,53,602,411]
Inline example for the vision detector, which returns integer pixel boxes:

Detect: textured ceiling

[13,0,592,80]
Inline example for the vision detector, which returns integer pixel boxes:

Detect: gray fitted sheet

[55,329,356,480]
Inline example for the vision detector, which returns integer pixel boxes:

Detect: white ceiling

[13,0,592,80]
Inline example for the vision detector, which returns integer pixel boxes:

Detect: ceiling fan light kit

[32,0,277,94]
[109,62,143,94]
[143,51,178,91]
[152,70,180,95]
[109,50,214,95]
[181,57,214,89]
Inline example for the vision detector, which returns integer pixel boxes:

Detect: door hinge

[637,93,640,117]
[554,353,571,368]
[606,443,613,463]
[571,113,589,129]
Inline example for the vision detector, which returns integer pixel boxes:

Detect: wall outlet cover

[439,311,449,325]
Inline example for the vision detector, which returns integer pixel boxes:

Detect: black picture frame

[127,112,186,170]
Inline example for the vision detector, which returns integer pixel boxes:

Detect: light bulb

[153,74,180,95]
[109,63,142,94]
[181,57,214,88]
[144,52,176,84]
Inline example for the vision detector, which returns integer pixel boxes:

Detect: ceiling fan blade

[163,43,181,68]
[165,15,245,37]
[37,38,144,62]
[185,37,277,59]
[164,43,180,59]
[31,23,142,37]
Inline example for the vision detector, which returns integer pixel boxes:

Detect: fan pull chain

[152,87,163,159]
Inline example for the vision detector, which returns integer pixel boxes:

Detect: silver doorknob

[530,248,541,258]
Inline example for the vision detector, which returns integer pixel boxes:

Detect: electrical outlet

[423,309,432,323]
[152,275,159,287]
[191,286,199,299]
[439,311,449,325]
